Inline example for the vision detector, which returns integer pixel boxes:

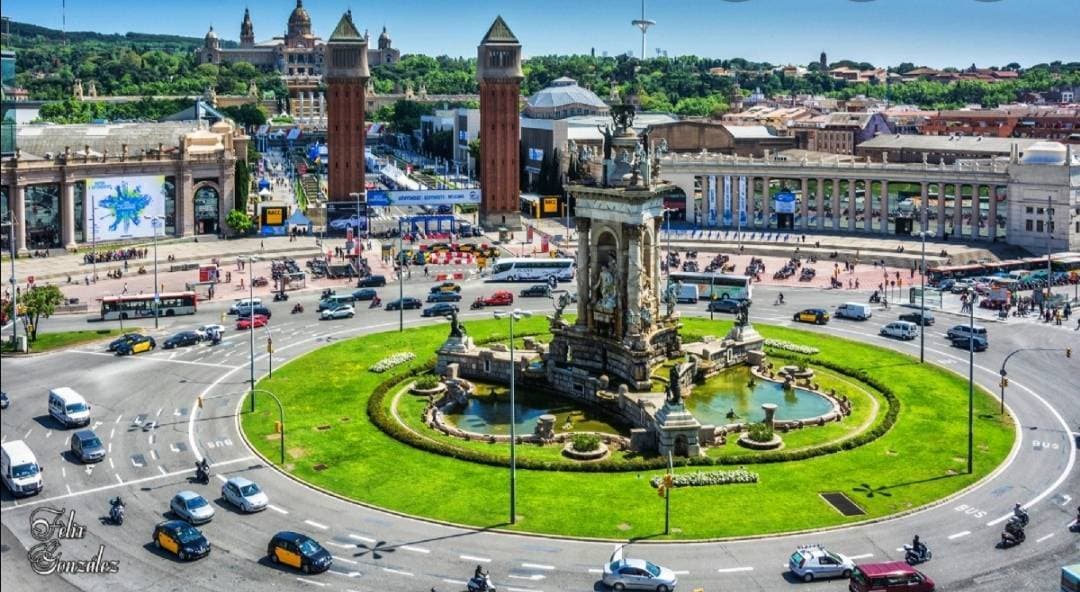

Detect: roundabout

[239,317,1014,540]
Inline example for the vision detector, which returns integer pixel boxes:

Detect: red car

[236,314,268,330]
[470,290,514,309]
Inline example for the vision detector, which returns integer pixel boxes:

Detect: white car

[788,544,855,582]
[880,321,919,340]
[195,324,225,340]
[221,476,268,513]
[601,546,678,591]
[320,305,355,320]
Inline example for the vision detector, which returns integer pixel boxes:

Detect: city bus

[667,272,753,301]
[100,292,198,320]
[487,258,575,282]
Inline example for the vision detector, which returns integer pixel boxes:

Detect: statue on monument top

[664,280,681,318]
[735,299,752,328]
[597,123,614,161]
[666,363,684,405]
[612,103,635,132]
[445,308,467,338]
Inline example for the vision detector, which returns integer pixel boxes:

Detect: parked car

[153,520,210,561]
[385,297,422,311]
[107,333,143,352]
[951,334,988,352]
[320,305,355,320]
[69,429,106,463]
[163,331,201,349]
[519,284,551,298]
[422,303,459,318]
[880,321,919,341]
[115,335,155,356]
[707,298,741,313]
[351,288,377,301]
[788,544,855,582]
[237,315,269,330]
[793,308,830,325]
[946,324,988,341]
[898,311,935,326]
[170,490,215,524]
[601,546,678,591]
[427,291,462,303]
[357,275,387,288]
[221,477,268,513]
[266,531,333,574]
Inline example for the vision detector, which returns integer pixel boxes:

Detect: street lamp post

[4,215,16,346]
[966,293,974,475]
[1045,195,1054,305]
[494,308,532,524]
[398,233,404,332]
[144,215,162,329]
[919,231,927,363]
[248,256,256,413]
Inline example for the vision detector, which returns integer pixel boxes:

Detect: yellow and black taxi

[793,308,830,325]
[267,531,333,574]
[152,519,210,561]
[430,281,462,293]
[115,334,155,356]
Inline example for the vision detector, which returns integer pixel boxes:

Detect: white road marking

[150,450,159,461]
[303,519,329,530]
[332,555,358,565]
[23,429,32,439]
[115,414,123,424]
[325,541,354,549]
[508,574,545,581]
[114,474,123,484]
[399,545,430,554]
[849,553,874,560]
[294,578,327,587]
[66,485,72,495]
[108,458,115,469]
[947,531,971,540]
[347,534,376,543]
[215,474,227,483]
[460,554,492,563]
[1036,533,1055,543]
[442,579,468,586]
[109,428,115,440]
[717,566,754,573]
[156,408,163,417]
[673,570,690,575]
[382,567,414,577]
[107,443,112,453]
[267,504,289,514]
[328,570,360,578]
[507,587,544,592]
[45,430,52,439]
[157,466,167,475]
[148,434,156,445]
[61,467,66,478]
[587,568,603,574]
[521,563,555,571]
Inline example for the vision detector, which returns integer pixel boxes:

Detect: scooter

[999,519,1026,547]
[903,543,931,565]
[292,303,305,314]
[467,574,496,592]
[108,498,125,525]
[273,291,289,302]
[194,461,210,485]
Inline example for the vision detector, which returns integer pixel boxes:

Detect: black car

[899,310,936,326]
[426,291,462,303]
[0,391,8,409]
[236,305,272,319]
[352,288,377,301]
[153,520,211,561]
[951,335,988,352]
[107,333,143,352]
[267,531,332,574]
[357,275,387,287]
[519,284,551,298]
[163,331,201,349]
[386,297,422,311]
[707,298,741,314]
[422,303,459,317]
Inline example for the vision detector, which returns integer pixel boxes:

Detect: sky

[3,0,1079,68]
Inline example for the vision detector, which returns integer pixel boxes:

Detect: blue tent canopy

[286,210,312,227]
[258,178,271,190]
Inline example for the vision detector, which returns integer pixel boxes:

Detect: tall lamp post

[919,230,927,363]
[3,215,16,346]
[1045,195,1054,305]
[966,293,974,475]
[494,308,532,524]
[145,215,163,329]
[398,233,404,332]
[248,256,256,413]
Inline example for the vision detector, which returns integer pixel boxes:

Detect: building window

[25,183,61,249]
[164,176,176,236]
[73,181,85,242]
[1036,220,1044,233]
[1025,219,1033,231]
[1025,206,1033,214]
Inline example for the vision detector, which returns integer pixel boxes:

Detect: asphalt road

[2,276,1077,592]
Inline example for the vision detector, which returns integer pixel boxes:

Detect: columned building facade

[477,16,524,229]
[324,11,369,201]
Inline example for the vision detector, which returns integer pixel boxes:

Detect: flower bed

[764,339,820,355]
[370,352,416,373]
[649,469,759,489]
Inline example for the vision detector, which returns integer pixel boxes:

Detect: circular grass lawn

[239,317,1014,540]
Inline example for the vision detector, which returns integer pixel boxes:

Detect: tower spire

[631,0,655,59]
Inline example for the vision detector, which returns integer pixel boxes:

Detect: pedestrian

[1065,302,1072,319]
[260,240,265,251]
[1055,309,1062,326]
[855,278,860,289]
[122,282,128,295]
[240,277,244,290]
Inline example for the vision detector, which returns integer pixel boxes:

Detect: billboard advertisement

[261,206,287,226]
[722,175,732,226]
[774,191,797,214]
[88,176,167,241]
[325,202,368,236]
[737,176,748,227]
[706,175,718,227]
[366,189,482,207]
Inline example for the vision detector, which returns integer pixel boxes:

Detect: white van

[880,321,919,340]
[836,302,873,320]
[229,297,263,315]
[48,387,91,428]
[1,440,43,497]
[676,284,699,304]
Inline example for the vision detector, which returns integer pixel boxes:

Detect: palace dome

[287,0,312,38]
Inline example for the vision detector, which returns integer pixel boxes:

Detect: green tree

[20,285,65,342]
[221,103,268,132]
[226,209,254,235]
[234,160,251,212]
[468,138,482,179]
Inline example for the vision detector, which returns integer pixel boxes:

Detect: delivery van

[836,302,873,320]
[1,440,43,497]
[48,387,91,428]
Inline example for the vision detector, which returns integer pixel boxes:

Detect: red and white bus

[100,292,198,321]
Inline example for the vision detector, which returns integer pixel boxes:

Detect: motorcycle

[194,461,210,485]
[1011,506,1029,528]
[999,519,1026,547]
[292,303,305,314]
[273,291,289,302]
[369,297,381,309]
[252,276,269,288]
[109,498,125,525]
[869,292,882,304]
[321,289,336,299]
[903,543,931,565]
[467,574,496,592]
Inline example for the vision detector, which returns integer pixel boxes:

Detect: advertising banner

[366,189,481,207]
[261,206,287,226]
[707,175,718,227]
[774,191,797,214]
[88,175,167,240]
[722,175,732,226]
[325,202,367,236]
[542,196,560,214]
[737,176,748,227]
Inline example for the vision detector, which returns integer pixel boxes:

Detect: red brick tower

[477,16,523,229]
[325,11,369,201]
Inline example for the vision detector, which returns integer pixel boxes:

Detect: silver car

[601,546,677,591]
[320,305,355,320]
[221,477,268,513]
[170,490,215,524]
[788,544,855,582]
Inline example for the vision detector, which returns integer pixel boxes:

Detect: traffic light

[197,395,204,409]
[1067,348,1072,359]
[1000,377,1008,388]
[267,336,273,354]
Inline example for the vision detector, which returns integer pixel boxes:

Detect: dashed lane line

[304,519,329,530]
[267,504,289,514]
[443,579,468,586]
[717,566,754,573]
[45,430,52,439]
[23,429,32,439]
[948,530,971,540]
[157,466,167,476]
[61,467,66,479]
[1036,533,1055,543]
[521,563,555,570]
[507,587,544,592]
[849,553,874,560]
[460,554,492,563]
[109,428,115,440]
[325,541,354,549]
[348,534,376,543]
[114,474,123,484]
[108,458,115,469]
[295,578,327,587]
[382,567,414,577]
[215,474,227,483]
[508,574,545,581]
[332,555,358,565]
[114,414,123,424]
[399,545,431,554]
[0,456,255,513]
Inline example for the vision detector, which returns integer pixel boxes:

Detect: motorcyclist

[1003,519,1024,544]
[474,565,486,580]
[1013,503,1028,525]
[911,535,926,558]
[109,496,125,523]
[776,293,785,305]
[371,296,381,308]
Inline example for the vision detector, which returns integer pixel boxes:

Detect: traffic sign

[27,276,34,284]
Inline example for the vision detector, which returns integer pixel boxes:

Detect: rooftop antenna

[631,0,655,61]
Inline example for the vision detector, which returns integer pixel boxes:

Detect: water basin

[687,367,833,426]
[444,383,624,436]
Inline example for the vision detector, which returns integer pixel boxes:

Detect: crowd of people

[84,248,147,265]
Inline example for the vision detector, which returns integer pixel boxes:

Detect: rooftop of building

[12,121,207,158]
[525,77,609,112]
[857,133,1047,154]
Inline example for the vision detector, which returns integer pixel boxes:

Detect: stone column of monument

[920,182,930,234]
[576,218,591,324]
[477,17,523,230]
[816,177,825,229]
[847,180,857,231]
[61,181,77,250]
[761,176,771,229]
[864,179,874,232]
[800,178,809,230]
[879,179,889,235]
[832,178,841,230]
[987,184,999,241]
[625,225,641,336]
[953,183,964,238]
[325,11,369,201]
[13,185,28,255]
[937,182,947,238]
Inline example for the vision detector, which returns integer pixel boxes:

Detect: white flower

[370,352,416,373]
[650,469,759,488]
[764,339,819,355]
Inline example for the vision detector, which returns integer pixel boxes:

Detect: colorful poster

[707,175,718,227]
[87,176,167,241]
[722,175,732,226]
[737,176,748,227]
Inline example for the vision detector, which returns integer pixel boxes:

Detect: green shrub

[571,433,601,453]
[414,374,441,390]
[746,422,774,443]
